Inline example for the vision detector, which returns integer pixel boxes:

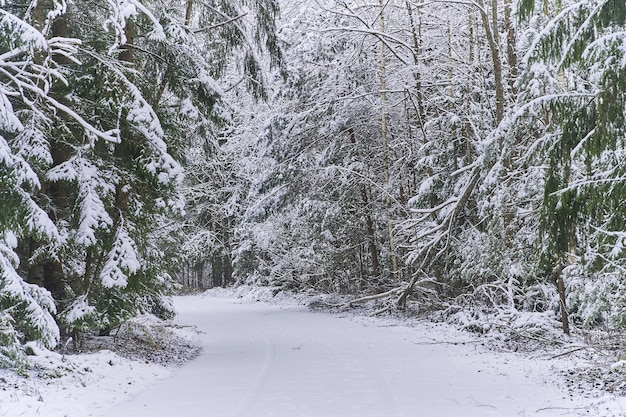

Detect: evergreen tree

[0,2,72,366]
[510,0,626,328]
[16,1,188,336]
[0,0,284,366]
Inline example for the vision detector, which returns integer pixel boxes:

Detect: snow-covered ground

[2,290,626,416]
[0,313,198,417]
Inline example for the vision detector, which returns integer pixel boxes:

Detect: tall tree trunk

[38,12,71,304]
[469,9,475,67]
[349,129,380,277]
[446,4,461,171]
[31,0,45,31]
[222,216,233,285]
[119,20,135,63]
[465,9,476,165]
[378,0,399,281]
[185,0,194,26]
[504,0,518,93]
[490,0,500,48]
[361,188,381,277]
[556,263,570,335]
[405,0,425,130]
[212,255,223,287]
[476,0,505,123]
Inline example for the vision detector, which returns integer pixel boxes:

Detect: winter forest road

[101,295,595,417]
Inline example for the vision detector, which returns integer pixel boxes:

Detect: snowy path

[99,296,601,417]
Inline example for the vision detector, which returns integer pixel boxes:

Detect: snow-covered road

[98,295,607,417]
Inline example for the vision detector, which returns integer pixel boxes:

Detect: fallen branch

[333,287,404,309]
[410,338,483,346]
[469,321,566,346]
[397,166,482,307]
[372,304,394,316]
[536,406,590,413]
[548,346,588,359]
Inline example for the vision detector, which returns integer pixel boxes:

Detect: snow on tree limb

[47,155,116,247]
[0,234,59,348]
[0,90,24,133]
[104,0,166,54]
[60,295,96,328]
[101,225,142,288]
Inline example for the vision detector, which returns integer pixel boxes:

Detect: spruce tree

[0,2,72,366]
[517,0,626,327]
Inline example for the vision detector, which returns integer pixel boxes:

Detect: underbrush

[56,314,201,366]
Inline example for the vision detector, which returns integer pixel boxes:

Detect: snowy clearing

[2,292,626,417]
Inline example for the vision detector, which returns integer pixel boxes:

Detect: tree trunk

[378,0,399,281]
[222,217,233,286]
[504,0,518,93]
[212,255,223,288]
[361,188,381,277]
[490,0,500,48]
[39,12,71,304]
[555,263,570,335]
[31,0,45,31]
[119,20,135,63]
[185,0,194,26]
[405,0,425,129]
[349,128,380,278]
[476,0,505,123]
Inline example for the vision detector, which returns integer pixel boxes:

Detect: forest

[1,0,626,368]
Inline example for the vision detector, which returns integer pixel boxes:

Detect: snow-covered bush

[0,235,59,368]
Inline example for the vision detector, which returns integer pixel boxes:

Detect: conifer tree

[0,1,74,365]
[0,0,284,365]
[39,0,208,335]
[513,0,626,328]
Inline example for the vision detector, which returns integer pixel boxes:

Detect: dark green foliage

[517,0,626,324]
[518,0,538,21]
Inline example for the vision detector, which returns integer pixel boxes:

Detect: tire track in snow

[360,342,406,417]
[293,315,406,417]
[231,333,279,417]
[98,297,597,417]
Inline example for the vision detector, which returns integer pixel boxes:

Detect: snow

[3,292,626,416]
[0,314,196,417]
[101,294,626,417]
[0,235,59,348]
[101,226,141,288]
[0,348,171,417]
[47,156,114,246]
[62,295,96,325]
[0,91,23,132]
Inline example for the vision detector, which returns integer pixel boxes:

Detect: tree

[0,1,76,365]
[489,0,626,331]
[0,0,288,367]
[19,0,191,337]
[177,0,284,289]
